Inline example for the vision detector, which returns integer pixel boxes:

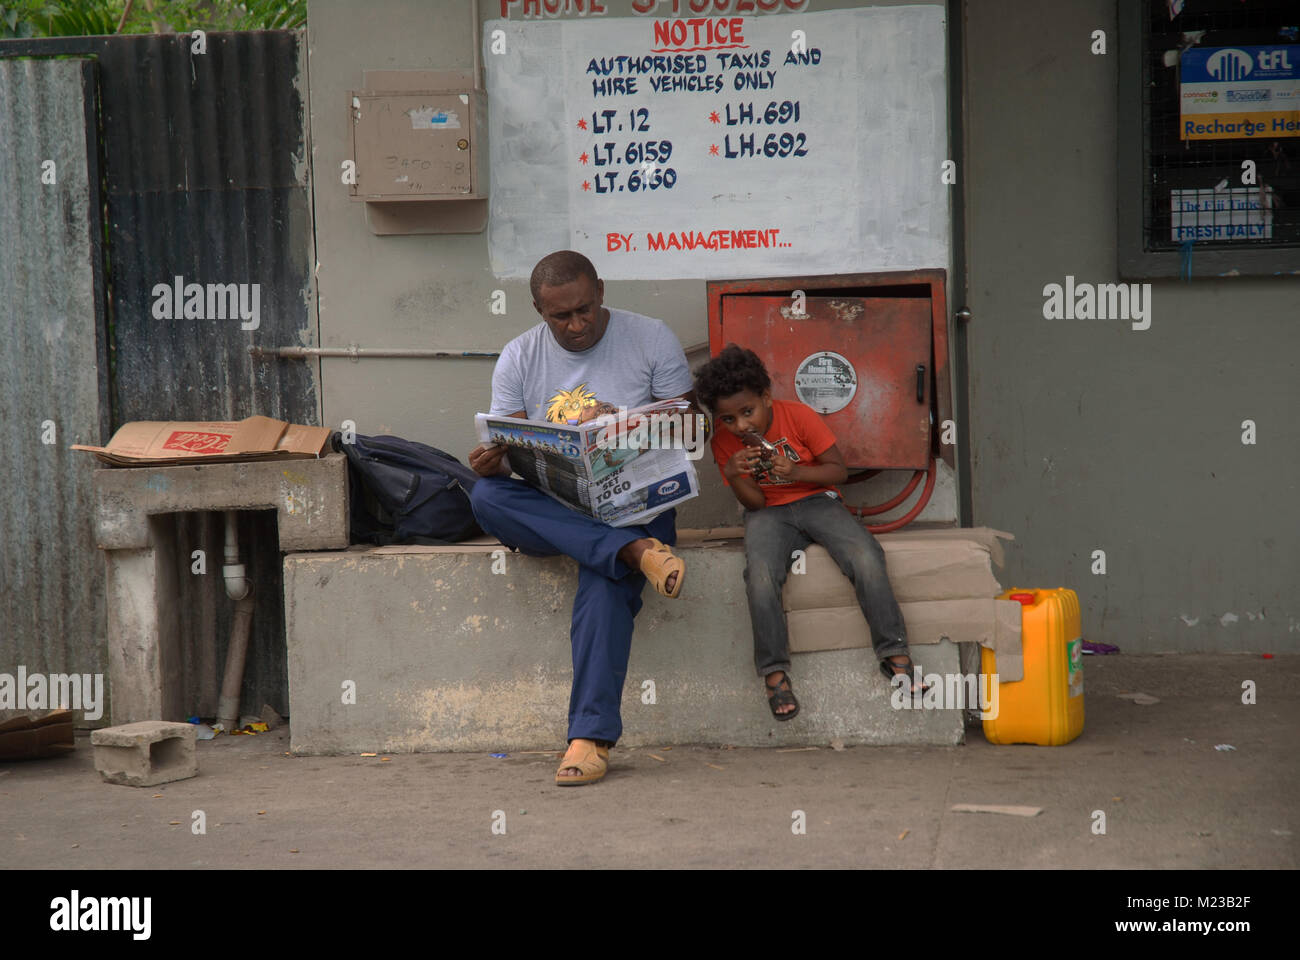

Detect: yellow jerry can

[980,588,1085,745]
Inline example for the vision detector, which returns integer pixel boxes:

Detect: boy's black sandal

[765,672,800,721]
[879,655,931,694]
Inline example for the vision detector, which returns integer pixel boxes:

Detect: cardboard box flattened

[783,540,1003,611]
[874,526,1014,568]
[71,416,331,466]
[786,597,1024,682]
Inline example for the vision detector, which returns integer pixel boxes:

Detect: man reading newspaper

[475,396,698,527]
[467,250,699,787]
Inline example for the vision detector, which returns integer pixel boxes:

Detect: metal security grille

[1143,0,1300,253]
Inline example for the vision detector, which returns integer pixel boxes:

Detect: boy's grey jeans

[743,490,911,678]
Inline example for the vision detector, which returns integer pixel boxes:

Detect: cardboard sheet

[787,597,1024,682]
[783,539,1005,610]
[71,416,332,466]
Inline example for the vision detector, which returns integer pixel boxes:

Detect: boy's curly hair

[693,343,771,411]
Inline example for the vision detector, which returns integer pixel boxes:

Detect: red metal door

[718,295,931,470]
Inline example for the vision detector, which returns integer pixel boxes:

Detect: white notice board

[484,5,948,281]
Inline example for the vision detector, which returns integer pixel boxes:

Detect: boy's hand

[724,446,762,482]
[769,453,799,480]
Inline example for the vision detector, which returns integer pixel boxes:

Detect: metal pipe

[249,345,500,360]
[216,595,255,734]
[250,341,709,361]
[217,511,254,733]
[471,0,482,89]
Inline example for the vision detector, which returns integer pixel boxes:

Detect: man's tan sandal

[555,738,610,786]
[639,538,685,599]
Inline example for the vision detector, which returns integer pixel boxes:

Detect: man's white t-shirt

[489,307,694,423]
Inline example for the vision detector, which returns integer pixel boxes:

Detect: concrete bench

[92,454,349,724]
[283,527,1013,754]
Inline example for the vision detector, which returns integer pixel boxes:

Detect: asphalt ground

[3,653,1295,870]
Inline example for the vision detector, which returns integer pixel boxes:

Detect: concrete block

[91,721,197,786]
[94,454,348,725]
[104,516,183,725]
[92,453,349,552]
[284,541,966,754]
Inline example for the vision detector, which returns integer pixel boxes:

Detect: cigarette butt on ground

[648,753,667,763]
[898,829,910,840]
[705,763,725,771]
[950,803,1043,817]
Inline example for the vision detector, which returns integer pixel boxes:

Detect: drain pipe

[216,511,255,734]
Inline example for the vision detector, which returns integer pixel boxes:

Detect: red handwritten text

[163,431,232,454]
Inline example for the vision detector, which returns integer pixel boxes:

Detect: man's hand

[469,442,512,477]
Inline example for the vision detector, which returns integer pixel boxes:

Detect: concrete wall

[963,1,1299,651]
[284,542,964,753]
[305,0,958,532]
[301,0,1296,654]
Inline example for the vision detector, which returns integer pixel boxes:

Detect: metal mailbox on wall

[707,271,953,473]
[347,88,487,201]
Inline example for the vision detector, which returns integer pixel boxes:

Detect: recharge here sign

[1180,45,1300,140]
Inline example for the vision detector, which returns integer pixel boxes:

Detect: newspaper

[475,400,704,527]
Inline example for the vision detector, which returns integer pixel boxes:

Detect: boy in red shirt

[695,344,925,719]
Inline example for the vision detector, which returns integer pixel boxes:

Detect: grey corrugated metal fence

[1,32,317,722]
[0,57,111,716]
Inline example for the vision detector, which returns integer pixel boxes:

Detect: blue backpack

[331,431,483,546]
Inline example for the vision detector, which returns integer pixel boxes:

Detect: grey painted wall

[963,1,1299,651]
[304,0,1298,652]
[306,0,958,531]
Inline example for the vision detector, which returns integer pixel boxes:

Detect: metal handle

[916,364,926,403]
[955,308,972,324]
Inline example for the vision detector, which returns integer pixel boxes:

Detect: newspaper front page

[475,400,703,527]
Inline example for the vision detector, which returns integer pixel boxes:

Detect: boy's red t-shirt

[711,398,840,507]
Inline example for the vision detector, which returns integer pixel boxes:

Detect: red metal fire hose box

[707,270,953,473]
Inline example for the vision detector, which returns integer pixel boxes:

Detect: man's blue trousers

[468,476,676,745]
